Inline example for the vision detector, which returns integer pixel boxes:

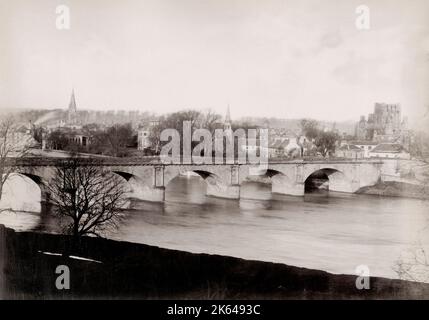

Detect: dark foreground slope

[1,225,429,299]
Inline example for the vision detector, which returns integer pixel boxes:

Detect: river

[1,174,429,281]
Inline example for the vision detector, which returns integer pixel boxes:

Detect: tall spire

[68,89,77,124]
[69,88,77,112]
[224,105,231,131]
[225,104,231,123]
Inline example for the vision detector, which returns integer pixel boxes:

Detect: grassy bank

[357,181,429,200]
[2,225,429,299]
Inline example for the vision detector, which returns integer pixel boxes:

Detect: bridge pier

[272,182,305,196]
[40,187,51,203]
[326,171,354,193]
[328,181,353,193]
[269,171,305,196]
[129,185,165,202]
[206,184,240,199]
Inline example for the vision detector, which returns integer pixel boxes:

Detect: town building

[267,140,289,158]
[346,140,379,158]
[68,130,90,147]
[10,124,40,152]
[137,119,160,151]
[368,143,411,159]
[335,144,364,159]
[267,133,307,158]
[137,127,151,150]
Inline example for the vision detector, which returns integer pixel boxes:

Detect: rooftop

[269,139,289,149]
[370,143,407,153]
[349,140,379,146]
[338,144,362,151]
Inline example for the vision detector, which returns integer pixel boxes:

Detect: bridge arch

[163,166,240,199]
[242,168,293,181]
[110,170,150,204]
[304,168,350,193]
[16,172,49,201]
[111,170,138,191]
[241,168,297,197]
[112,170,134,182]
[164,169,223,188]
[0,172,48,211]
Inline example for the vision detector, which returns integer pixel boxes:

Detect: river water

[1,175,429,280]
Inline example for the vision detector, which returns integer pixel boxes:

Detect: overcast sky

[1,0,428,124]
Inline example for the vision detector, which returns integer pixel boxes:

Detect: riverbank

[358,181,429,200]
[1,225,429,299]
[242,175,429,200]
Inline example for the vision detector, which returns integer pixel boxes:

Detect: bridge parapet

[7,156,384,167]
[4,156,384,203]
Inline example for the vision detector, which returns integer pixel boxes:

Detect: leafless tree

[199,110,222,135]
[148,110,202,154]
[47,156,127,238]
[103,123,134,157]
[0,116,32,203]
[394,236,429,283]
[393,108,429,282]
[300,118,320,140]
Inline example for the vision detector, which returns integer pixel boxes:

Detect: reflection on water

[1,175,429,280]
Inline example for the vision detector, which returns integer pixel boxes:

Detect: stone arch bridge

[7,158,383,203]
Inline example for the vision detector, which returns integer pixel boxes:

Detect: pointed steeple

[68,89,77,124]
[224,105,231,131]
[69,89,77,112]
[225,104,231,123]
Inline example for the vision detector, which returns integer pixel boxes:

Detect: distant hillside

[1,107,357,135]
[235,117,356,135]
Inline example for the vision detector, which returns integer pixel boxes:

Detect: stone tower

[355,115,367,140]
[373,103,401,135]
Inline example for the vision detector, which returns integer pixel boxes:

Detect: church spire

[224,105,231,131]
[225,104,231,123]
[68,89,77,124]
[69,89,77,112]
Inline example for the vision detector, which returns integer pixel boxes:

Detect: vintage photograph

[1,0,429,302]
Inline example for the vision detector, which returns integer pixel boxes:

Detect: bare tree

[199,110,222,135]
[103,123,134,157]
[148,118,165,154]
[82,123,134,157]
[47,156,127,238]
[300,118,320,140]
[0,116,32,203]
[46,129,70,150]
[149,110,202,154]
[394,236,429,283]
[394,108,429,282]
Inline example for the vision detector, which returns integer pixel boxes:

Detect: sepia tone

[1,0,429,300]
